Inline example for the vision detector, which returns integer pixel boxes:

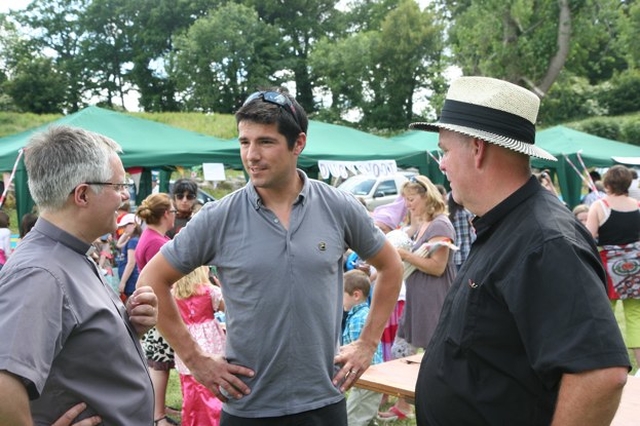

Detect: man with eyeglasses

[0,126,157,425]
[138,88,403,425]
[167,178,198,239]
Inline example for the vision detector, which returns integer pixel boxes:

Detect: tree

[80,0,135,109]
[5,57,67,113]
[170,3,282,113]
[618,0,640,70]
[310,0,444,129]
[1,10,68,112]
[339,0,403,33]
[0,14,22,111]
[245,0,341,112]
[124,0,220,112]
[439,0,627,97]
[362,0,444,128]
[15,0,92,111]
[309,32,374,121]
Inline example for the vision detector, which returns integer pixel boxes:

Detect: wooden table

[355,354,640,425]
[354,353,422,403]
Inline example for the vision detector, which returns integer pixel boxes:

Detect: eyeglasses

[243,91,301,129]
[84,182,129,193]
[168,209,178,214]
[176,193,196,201]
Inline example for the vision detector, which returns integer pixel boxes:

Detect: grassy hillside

[564,112,640,146]
[131,111,238,140]
[0,111,63,137]
[0,110,238,139]
[3,109,640,141]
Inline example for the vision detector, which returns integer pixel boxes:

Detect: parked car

[337,173,412,211]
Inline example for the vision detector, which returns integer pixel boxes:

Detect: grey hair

[24,126,122,212]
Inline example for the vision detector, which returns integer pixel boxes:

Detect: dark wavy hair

[172,178,197,197]
[235,87,308,149]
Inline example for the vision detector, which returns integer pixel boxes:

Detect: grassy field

[165,302,636,425]
[0,111,62,137]
[0,110,239,139]
[131,111,238,140]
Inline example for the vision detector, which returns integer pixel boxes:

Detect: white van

[337,172,413,211]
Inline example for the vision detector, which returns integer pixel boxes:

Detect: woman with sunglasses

[167,178,198,238]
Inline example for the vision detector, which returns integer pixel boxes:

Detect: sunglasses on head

[176,193,196,200]
[243,91,301,129]
[409,176,428,191]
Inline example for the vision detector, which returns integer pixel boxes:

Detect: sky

[0,0,30,14]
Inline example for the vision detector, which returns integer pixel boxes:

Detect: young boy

[343,269,384,426]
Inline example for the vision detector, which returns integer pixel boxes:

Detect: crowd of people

[0,76,637,426]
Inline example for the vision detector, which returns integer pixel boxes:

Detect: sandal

[376,405,415,422]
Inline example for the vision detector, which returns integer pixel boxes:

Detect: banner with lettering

[318,160,398,179]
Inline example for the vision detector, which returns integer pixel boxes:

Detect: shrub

[575,118,622,140]
[599,69,640,116]
[540,75,603,126]
[621,118,640,146]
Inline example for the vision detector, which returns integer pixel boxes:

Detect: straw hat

[410,76,557,161]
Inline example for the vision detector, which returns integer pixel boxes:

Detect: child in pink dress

[172,266,226,426]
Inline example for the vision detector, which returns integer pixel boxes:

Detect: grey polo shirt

[162,170,386,418]
[0,219,153,425]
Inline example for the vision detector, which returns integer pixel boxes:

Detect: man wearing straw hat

[410,76,630,425]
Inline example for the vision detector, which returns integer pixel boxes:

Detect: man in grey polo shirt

[138,88,403,425]
[0,126,157,425]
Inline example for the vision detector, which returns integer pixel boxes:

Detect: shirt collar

[33,218,95,257]
[247,168,309,210]
[472,176,542,240]
[347,301,369,316]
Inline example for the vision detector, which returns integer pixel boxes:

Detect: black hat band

[439,99,535,144]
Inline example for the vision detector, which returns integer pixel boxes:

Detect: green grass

[3,109,640,142]
[0,110,238,140]
[0,112,61,137]
[131,112,238,140]
[166,370,183,422]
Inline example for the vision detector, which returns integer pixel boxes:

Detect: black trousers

[220,399,347,426]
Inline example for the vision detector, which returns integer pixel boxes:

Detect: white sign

[202,163,226,181]
[318,160,397,179]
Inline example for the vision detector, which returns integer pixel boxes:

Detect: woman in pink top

[135,193,177,426]
[136,193,176,269]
